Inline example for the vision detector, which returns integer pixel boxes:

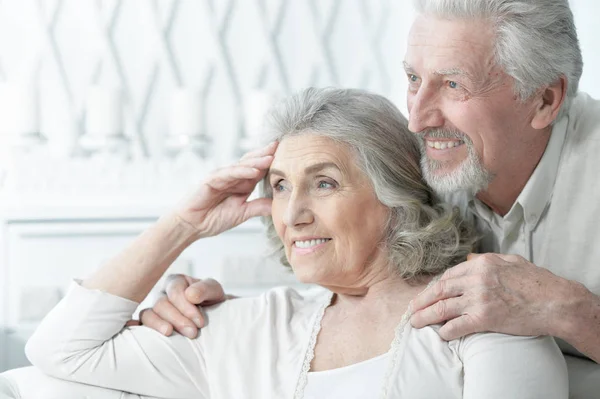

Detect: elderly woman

[9,88,566,398]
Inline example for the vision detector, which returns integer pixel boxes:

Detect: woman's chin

[290,264,322,285]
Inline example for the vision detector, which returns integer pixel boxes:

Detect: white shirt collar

[514,116,569,228]
[468,116,569,228]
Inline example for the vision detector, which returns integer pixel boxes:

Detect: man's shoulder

[567,92,600,142]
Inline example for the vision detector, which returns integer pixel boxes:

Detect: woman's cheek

[271,200,285,236]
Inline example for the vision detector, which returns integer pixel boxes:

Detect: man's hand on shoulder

[409,253,577,341]
[136,274,230,339]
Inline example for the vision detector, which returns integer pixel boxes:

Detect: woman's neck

[310,272,432,371]
[326,272,430,316]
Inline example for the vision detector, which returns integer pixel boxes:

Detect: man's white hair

[414,0,583,120]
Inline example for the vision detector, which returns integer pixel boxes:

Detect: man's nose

[408,86,444,133]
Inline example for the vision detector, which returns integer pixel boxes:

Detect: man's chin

[424,171,492,196]
[422,161,460,183]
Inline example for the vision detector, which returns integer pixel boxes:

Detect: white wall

[0,0,413,161]
[570,0,600,100]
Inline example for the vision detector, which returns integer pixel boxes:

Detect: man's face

[405,15,541,195]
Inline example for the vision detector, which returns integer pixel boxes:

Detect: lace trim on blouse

[293,279,437,399]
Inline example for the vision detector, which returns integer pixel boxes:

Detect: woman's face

[269,133,391,289]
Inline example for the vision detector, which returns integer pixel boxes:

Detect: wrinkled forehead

[406,14,497,75]
[270,133,358,176]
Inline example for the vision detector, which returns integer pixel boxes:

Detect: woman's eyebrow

[269,162,341,179]
[304,162,341,175]
[269,168,286,178]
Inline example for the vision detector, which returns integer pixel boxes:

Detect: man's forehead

[408,15,493,52]
[406,15,496,76]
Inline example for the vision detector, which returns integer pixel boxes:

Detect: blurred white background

[0,0,599,371]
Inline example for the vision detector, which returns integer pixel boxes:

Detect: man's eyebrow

[268,162,341,178]
[433,67,473,79]
[404,62,476,81]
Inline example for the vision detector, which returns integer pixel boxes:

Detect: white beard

[418,132,494,195]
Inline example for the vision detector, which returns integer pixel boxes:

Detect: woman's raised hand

[174,141,278,239]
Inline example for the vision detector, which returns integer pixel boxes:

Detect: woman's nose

[282,193,313,227]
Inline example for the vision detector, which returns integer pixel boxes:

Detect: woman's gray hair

[414,0,583,120]
[260,87,477,281]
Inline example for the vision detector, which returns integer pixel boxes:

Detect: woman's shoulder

[198,285,331,338]
[413,322,561,360]
[207,284,329,311]
[452,331,563,361]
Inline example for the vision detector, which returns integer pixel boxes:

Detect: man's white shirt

[444,92,600,361]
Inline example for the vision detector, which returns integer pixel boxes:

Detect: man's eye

[448,81,458,89]
[409,74,418,82]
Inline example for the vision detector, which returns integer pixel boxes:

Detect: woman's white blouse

[25,281,568,399]
[304,353,389,398]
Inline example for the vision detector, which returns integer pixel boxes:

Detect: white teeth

[427,140,463,149]
[295,238,330,248]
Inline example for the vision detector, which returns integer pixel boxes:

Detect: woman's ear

[531,75,568,130]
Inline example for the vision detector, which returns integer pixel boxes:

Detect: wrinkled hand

[175,141,278,239]
[138,274,233,338]
[409,253,573,340]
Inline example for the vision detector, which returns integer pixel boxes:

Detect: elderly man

[139,0,600,395]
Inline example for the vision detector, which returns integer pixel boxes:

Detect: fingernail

[161,325,171,336]
[193,317,204,328]
[183,326,197,339]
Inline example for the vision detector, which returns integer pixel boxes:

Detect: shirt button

[528,213,537,224]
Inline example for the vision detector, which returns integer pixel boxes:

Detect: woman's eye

[272,181,285,192]
[318,181,335,189]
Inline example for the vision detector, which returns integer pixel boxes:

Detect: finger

[163,273,191,293]
[437,315,479,341]
[239,141,278,161]
[185,278,226,306]
[165,276,206,329]
[241,197,272,221]
[410,296,467,329]
[181,274,202,286]
[439,258,479,281]
[238,155,274,170]
[150,296,200,338]
[410,277,466,312]
[489,253,523,263]
[465,252,519,267]
[466,253,482,261]
[238,156,273,182]
[139,308,174,337]
[125,319,141,327]
[207,166,262,191]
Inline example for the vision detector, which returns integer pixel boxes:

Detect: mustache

[418,128,474,146]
